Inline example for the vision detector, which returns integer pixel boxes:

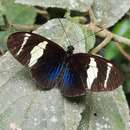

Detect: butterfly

[7,32,123,97]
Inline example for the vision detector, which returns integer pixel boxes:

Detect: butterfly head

[66,45,74,57]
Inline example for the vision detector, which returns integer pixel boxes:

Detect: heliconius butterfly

[7,32,123,97]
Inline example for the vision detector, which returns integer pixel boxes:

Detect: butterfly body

[7,32,123,97]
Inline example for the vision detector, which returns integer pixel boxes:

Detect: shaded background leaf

[15,0,94,12]
[15,0,130,28]
[92,0,130,27]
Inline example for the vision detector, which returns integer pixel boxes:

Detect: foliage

[104,15,130,93]
[0,0,36,52]
[0,0,130,130]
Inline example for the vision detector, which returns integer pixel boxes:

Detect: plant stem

[87,23,130,46]
[115,42,130,61]
[91,36,112,54]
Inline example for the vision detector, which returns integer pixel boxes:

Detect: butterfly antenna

[58,18,72,46]
[58,17,105,46]
[76,27,104,44]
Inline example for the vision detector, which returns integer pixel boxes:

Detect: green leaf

[0,0,36,24]
[124,79,130,93]
[0,0,36,51]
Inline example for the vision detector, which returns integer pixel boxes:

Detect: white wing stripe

[28,41,48,67]
[104,63,113,88]
[87,58,98,89]
[16,33,31,56]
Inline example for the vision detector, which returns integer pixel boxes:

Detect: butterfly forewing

[7,32,66,89]
[7,32,65,67]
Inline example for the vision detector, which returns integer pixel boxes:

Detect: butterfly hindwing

[30,62,63,90]
[59,63,87,97]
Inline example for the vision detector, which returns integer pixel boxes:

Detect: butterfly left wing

[60,53,123,97]
[7,32,66,89]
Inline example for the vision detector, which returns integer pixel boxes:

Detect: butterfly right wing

[7,32,66,89]
[59,53,123,97]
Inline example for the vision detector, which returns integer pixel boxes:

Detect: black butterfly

[7,32,123,97]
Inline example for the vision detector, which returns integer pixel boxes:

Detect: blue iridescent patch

[63,67,72,86]
[48,64,61,80]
